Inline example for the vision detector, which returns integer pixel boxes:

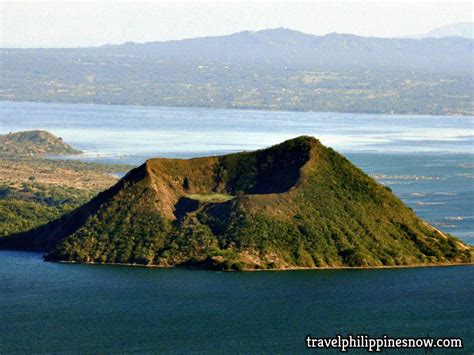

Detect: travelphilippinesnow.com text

[305,334,463,352]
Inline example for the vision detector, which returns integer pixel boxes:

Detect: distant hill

[101,28,472,71]
[413,22,474,39]
[1,28,472,115]
[1,136,471,270]
[0,130,81,156]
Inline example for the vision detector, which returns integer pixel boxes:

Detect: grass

[186,193,234,203]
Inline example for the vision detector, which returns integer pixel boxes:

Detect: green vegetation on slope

[0,155,133,237]
[0,183,94,237]
[1,136,471,269]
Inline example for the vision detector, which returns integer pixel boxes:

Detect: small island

[0,130,82,156]
[1,136,471,270]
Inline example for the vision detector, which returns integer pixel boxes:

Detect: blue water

[0,251,473,353]
[1,102,473,353]
[1,101,472,162]
[1,101,473,245]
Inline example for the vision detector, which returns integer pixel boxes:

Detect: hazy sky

[1,1,472,48]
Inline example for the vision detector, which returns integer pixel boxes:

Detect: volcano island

[1,136,471,270]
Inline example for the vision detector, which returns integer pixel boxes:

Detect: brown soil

[0,158,122,192]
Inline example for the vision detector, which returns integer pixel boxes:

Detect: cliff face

[0,130,81,156]
[1,136,471,270]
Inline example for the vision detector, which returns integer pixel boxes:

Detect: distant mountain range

[1,28,472,115]
[410,22,474,39]
[98,28,472,72]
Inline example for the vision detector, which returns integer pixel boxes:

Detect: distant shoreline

[1,99,473,118]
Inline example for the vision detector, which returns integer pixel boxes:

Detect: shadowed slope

[1,136,471,270]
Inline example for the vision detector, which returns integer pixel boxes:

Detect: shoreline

[53,259,474,272]
[2,99,472,118]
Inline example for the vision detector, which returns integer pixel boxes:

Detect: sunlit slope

[1,136,471,269]
[0,130,81,156]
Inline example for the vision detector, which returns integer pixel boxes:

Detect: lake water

[0,101,473,353]
[0,251,473,353]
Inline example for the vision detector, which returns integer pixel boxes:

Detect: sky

[0,1,472,48]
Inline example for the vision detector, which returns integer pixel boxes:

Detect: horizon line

[1,25,472,50]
